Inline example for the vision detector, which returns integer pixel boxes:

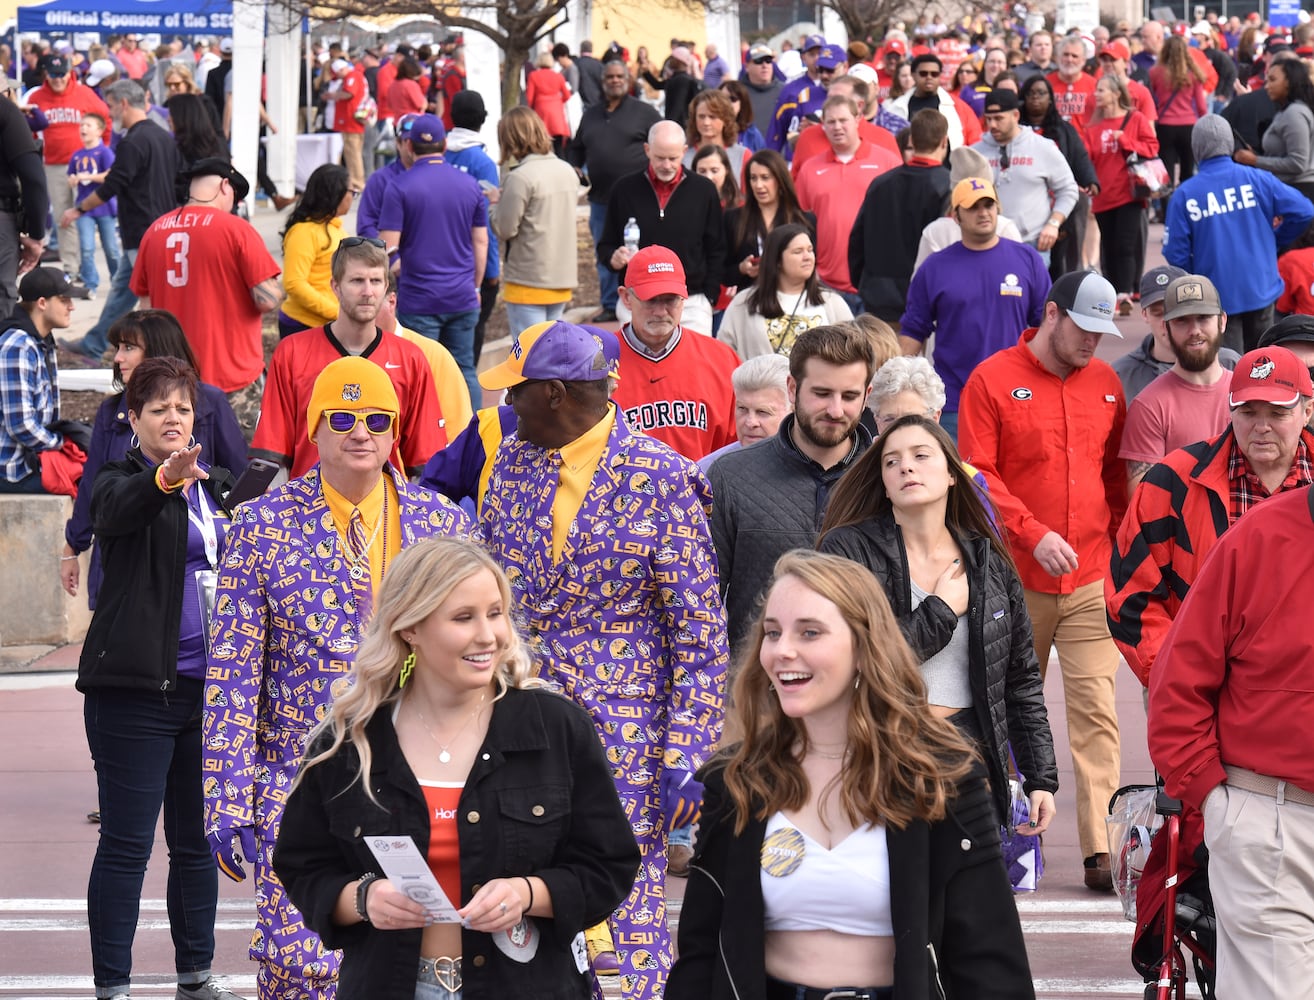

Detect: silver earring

[130,433,140,449]
[854,677,860,690]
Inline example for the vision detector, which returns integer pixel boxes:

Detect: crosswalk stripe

[0,898,254,913]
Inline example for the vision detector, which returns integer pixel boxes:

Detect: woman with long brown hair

[683,89,749,181]
[1084,74,1159,313]
[1148,35,1207,186]
[666,548,1035,1000]
[723,149,814,286]
[818,414,1058,833]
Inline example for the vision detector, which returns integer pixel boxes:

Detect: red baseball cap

[883,39,907,57]
[623,245,688,300]
[1229,347,1314,407]
[1098,40,1131,61]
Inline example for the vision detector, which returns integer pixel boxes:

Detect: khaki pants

[340,131,365,191]
[45,162,79,278]
[1204,781,1314,998]
[1024,580,1122,858]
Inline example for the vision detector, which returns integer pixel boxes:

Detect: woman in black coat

[818,415,1058,830]
[77,357,236,1000]
[273,538,639,1000]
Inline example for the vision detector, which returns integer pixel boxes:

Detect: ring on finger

[499,901,508,914]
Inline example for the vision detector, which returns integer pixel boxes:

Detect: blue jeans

[588,201,618,311]
[398,309,481,407]
[0,469,46,493]
[504,300,566,337]
[414,981,460,1000]
[75,213,122,292]
[84,676,217,991]
[82,246,138,358]
[669,823,693,848]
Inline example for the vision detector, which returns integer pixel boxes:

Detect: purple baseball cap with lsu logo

[479,321,611,391]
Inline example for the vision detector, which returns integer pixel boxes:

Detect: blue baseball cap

[817,44,845,69]
[803,34,826,51]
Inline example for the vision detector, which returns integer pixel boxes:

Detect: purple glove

[661,769,704,831]
[208,823,258,882]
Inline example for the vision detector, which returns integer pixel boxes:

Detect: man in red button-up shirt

[959,270,1128,892]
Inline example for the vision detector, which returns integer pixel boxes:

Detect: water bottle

[623,217,640,253]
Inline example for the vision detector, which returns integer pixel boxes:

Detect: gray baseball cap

[1138,264,1188,308]
[1047,271,1122,336]
[1162,274,1223,322]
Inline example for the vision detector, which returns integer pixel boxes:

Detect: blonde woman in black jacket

[818,414,1058,830]
[273,538,638,1000]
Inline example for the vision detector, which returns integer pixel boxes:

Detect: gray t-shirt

[909,578,972,709]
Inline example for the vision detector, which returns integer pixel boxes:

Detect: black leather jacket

[273,686,640,1000]
[667,761,1036,1000]
[819,514,1059,822]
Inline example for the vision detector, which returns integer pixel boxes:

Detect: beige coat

[491,152,581,289]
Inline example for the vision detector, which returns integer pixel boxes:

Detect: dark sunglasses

[916,69,941,77]
[339,236,385,250]
[999,148,1010,171]
[751,56,774,64]
[324,410,395,434]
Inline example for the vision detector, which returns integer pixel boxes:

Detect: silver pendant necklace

[411,693,487,764]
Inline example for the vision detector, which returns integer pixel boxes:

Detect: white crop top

[760,811,893,936]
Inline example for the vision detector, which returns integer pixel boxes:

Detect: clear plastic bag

[1106,783,1163,922]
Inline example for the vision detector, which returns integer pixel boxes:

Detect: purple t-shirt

[901,238,1051,412]
[379,153,488,315]
[175,483,229,680]
[68,144,117,218]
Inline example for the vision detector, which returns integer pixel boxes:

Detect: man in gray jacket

[708,323,874,653]
[972,88,1079,265]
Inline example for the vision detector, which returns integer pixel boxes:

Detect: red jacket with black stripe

[1106,426,1314,685]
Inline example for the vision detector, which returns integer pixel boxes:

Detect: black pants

[1051,191,1089,280]
[1156,121,1196,185]
[1096,202,1147,295]
[1223,304,1274,354]
[473,276,499,364]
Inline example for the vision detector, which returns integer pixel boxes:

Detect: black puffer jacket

[819,514,1058,821]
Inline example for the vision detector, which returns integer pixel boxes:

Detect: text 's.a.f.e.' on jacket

[665,757,1036,1000]
[818,513,1058,822]
[274,686,641,1000]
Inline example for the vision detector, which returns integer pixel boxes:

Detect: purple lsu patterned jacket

[480,409,728,1000]
[203,465,470,992]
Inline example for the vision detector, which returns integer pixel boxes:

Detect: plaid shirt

[0,317,60,484]
[1227,437,1314,524]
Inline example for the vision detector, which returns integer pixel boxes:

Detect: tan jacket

[491,152,581,289]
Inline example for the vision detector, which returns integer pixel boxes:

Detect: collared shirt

[620,322,681,361]
[958,328,1128,594]
[646,164,684,213]
[1227,437,1314,524]
[321,473,402,591]
[0,317,59,483]
[550,404,616,562]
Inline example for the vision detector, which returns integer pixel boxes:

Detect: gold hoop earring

[399,649,416,687]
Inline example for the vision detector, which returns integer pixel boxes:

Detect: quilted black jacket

[819,514,1059,822]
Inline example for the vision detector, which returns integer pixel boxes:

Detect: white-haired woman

[698,353,792,472]
[274,538,639,1000]
[869,356,991,498]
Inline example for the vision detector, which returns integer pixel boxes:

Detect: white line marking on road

[1021,919,1135,935]
[0,898,254,912]
[0,918,254,932]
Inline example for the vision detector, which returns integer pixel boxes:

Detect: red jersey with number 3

[131,206,281,393]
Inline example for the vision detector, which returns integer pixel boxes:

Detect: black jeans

[1096,202,1148,295]
[1156,121,1197,185]
[84,676,217,990]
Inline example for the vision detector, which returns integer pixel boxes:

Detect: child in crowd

[67,112,121,299]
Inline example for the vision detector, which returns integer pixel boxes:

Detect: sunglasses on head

[339,236,385,250]
[323,410,395,434]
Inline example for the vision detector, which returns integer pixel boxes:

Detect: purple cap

[817,44,845,69]
[409,113,446,144]
[479,321,611,390]
[803,34,827,51]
